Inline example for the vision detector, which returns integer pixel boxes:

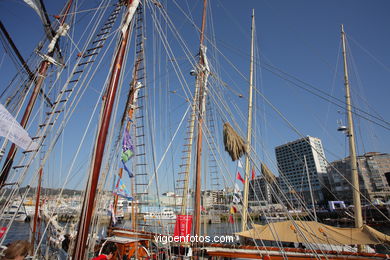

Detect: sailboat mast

[193,0,208,237]
[241,9,255,232]
[340,25,363,230]
[0,0,73,187]
[72,1,140,259]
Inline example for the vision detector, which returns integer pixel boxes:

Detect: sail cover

[236,220,390,245]
[22,0,53,40]
[0,104,33,150]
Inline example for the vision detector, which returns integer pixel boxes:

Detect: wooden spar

[340,25,363,251]
[241,9,255,232]
[0,21,53,108]
[31,168,42,254]
[72,1,139,259]
[0,0,73,188]
[0,21,34,78]
[193,0,208,237]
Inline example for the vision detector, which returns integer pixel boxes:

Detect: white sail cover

[23,0,45,22]
[0,104,33,150]
[22,0,53,40]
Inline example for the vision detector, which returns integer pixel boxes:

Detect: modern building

[201,190,225,208]
[275,136,328,205]
[327,152,390,204]
[248,176,278,204]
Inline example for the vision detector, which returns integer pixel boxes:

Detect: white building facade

[275,136,327,205]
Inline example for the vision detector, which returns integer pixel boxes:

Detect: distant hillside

[3,186,83,197]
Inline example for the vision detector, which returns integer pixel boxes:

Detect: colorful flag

[237,172,245,184]
[113,179,133,200]
[251,168,255,180]
[233,184,241,204]
[237,160,243,168]
[121,160,133,178]
[228,215,234,224]
[230,206,237,214]
[121,128,134,163]
[121,127,134,178]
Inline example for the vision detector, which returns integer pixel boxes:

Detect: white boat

[143,208,176,220]
[3,205,29,222]
[260,214,288,222]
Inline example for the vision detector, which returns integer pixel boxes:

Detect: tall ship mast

[241,9,256,232]
[340,24,364,251]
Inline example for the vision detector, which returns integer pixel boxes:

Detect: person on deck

[92,241,117,260]
[1,240,31,260]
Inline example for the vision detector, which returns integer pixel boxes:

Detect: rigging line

[34,31,119,254]
[9,4,118,241]
[261,64,390,131]
[146,0,197,100]
[153,0,199,71]
[145,104,191,192]
[346,39,380,153]
[348,33,390,75]
[213,80,326,231]
[248,78,382,219]
[50,4,115,17]
[202,28,390,130]
[322,41,342,144]
[199,116,285,257]
[261,62,390,128]
[0,52,5,69]
[246,163,329,258]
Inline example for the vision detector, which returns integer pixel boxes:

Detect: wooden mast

[193,0,208,237]
[241,9,255,232]
[72,1,140,259]
[340,24,363,251]
[0,0,73,187]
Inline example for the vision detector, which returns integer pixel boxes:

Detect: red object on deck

[174,215,192,237]
[0,227,7,238]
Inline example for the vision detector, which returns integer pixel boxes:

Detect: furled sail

[237,220,390,245]
[0,104,33,150]
[22,0,53,40]
[223,122,247,161]
[261,163,276,183]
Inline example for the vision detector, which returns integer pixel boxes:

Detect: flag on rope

[121,127,134,178]
[237,160,243,168]
[236,172,245,184]
[232,183,241,204]
[230,205,237,214]
[228,215,234,224]
[113,179,133,200]
[251,167,256,180]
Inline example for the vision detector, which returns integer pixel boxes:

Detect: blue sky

[0,0,390,193]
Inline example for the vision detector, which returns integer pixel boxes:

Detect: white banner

[0,104,33,150]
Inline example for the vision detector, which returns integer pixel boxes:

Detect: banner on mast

[0,104,33,150]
